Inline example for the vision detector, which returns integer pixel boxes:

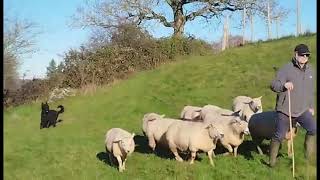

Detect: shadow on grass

[133,134,153,154]
[96,150,127,171]
[213,140,273,160]
[96,151,112,167]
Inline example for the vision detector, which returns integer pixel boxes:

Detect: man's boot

[269,139,281,167]
[304,134,316,161]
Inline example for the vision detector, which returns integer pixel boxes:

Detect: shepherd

[269,44,316,167]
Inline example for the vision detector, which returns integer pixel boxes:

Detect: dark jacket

[270,58,315,117]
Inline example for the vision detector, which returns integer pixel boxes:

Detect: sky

[4,0,317,79]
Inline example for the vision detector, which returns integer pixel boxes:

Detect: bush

[4,79,50,107]
[59,24,212,89]
[5,24,213,107]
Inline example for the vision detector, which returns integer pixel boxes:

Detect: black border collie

[40,102,64,129]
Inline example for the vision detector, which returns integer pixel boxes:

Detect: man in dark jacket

[269,44,316,167]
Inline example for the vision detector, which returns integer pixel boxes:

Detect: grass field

[4,35,317,180]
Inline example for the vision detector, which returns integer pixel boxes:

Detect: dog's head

[41,102,49,113]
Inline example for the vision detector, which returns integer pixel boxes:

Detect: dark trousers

[272,110,317,142]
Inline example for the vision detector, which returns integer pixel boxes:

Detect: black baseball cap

[294,44,311,55]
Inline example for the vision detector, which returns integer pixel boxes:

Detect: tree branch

[185,1,243,22]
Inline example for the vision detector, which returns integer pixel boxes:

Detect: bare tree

[267,0,271,39]
[71,0,258,37]
[221,14,230,51]
[272,6,289,38]
[244,3,260,42]
[249,10,254,41]
[256,0,288,40]
[242,7,246,44]
[4,16,39,89]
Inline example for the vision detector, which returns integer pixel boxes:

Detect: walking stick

[288,90,295,177]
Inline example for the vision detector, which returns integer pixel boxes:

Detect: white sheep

[105,128,135,172]
[142,113,180,151]
[200,104,224,120]
[180,105,202,121]
[165,121,223,166]
[142,113,165,136]
[203,112,250,157]
[201,104,241,121]
[232,96,263,122]
[248,111,298,157]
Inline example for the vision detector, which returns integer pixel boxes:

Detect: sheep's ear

[194,114,201,119]
[131,133,135,138]
[248,100,255,106]
[232,110,241,117]
[257,96,262,99]
[160,114,165,118]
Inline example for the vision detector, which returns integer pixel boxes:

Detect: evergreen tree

[46,59,57,78]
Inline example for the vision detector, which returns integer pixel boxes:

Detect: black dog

[40,102,64,129]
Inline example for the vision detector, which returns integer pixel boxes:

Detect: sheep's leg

[222,144,233,156]
[212,150,216,157]
[122,158,127,170]
[207,149,214,166]
[190,151,196,164]
[252,138,264,155]
[147,135,156,151]
[233,146,238,157]
[257,145,264,155]
[170,148,183,162]
[115,155,124,172]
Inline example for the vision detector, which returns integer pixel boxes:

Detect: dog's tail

[57,105,64,114]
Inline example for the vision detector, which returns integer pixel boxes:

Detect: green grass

[4,35,317,180]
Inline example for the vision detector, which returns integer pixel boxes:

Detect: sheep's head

[143,113,165,122]
[116,133,135,154]
[142,113,165,134]
[206,123,224,141]
[229,119,250,135]
[248,96,263,113]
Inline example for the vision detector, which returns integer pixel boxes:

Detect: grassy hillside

[4,35,317,180]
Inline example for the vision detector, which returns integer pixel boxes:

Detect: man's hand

[309,108,314,116]
[284,82,294,91]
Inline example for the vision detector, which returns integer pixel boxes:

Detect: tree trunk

[267,0,272,39]
[222,15,229,51]
[276,17,279,39]
[250,13,254,42]
[173,4,185,37]
[242,7,246,45]
[296,0,301,36]
[226,16,229,48]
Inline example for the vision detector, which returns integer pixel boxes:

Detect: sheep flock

[105,95,298,172]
